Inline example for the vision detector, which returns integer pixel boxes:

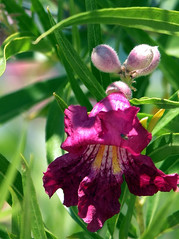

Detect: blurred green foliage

[0,0,179,238]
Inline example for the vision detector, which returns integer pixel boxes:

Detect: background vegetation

[0,0,179,238]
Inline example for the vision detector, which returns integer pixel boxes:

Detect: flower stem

[135,196,145,235]
[119,193,136,239]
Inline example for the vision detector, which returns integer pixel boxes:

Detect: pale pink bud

[135,46,160,77]
[106,81,132,99]
[91,44,121,73]
[125,44,154,71]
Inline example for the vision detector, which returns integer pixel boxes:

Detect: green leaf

[47,10,92,110]
[44,228,58,239]
[140,192,179,239]
[0,33,51,77]
[0,226,11,239]
[146,133,179,163]
[67,231,92,239]
[0,154,23,205]
[70,0,81,52]
[46,8,105,101]
[34,7,179,44]
[20,166,31,239]
[85,0,111,88]
[161,210,179,233]
[10,189,21,237]
[30,0,56,46]
[119,194,136,239]
[21,158,47,239]
[53,93,68,113]
[130,97,179,109]
[107,214,118,237]
[45,100,65,164]
[0,151,23,210]
[2,0,39,35]
[151,92,179,135]
[0,76,67,123]
[152,108,179,136]
[159,155,179,174]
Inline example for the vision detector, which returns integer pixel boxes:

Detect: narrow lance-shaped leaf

[130,97,179,109]
[30,0,57,47]
[152,91,179,135]
[2,0,39,35]
[46,9,106,101]
[146,133,179,163]
[159,155,179,174]
[21,157,47,239]
[119,194,136,239]
[70,0,81,52]
[0,125,27,211]
[34,7,179,44]
[47,9,92,110]
[45,99,65,164]
[0,33,51,77]
[0,154,23,204]
[53,93,68,113]
[85,0,111,88]
[140,192,179,239]
[0,76,67,123]
[160,210,179,234]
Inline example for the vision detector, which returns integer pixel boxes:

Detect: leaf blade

[146,133,179,163]
[34,7,179,44]
[0,76,67,123]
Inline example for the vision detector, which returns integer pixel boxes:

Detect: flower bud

[136,46,160,77]
[91,44,121,73]
[106,81,132,99]
[125,44,154,72]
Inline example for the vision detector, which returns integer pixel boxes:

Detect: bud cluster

[91,43,160,98]
[91,44,160,79]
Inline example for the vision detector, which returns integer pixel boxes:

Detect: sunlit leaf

[161,210,179,233]
[34,7,179,44]
[151,92,179,135]
[146,133,179,163]
[21,157,47,239]
[0,76,67,123]
[130,97,179,109]
[46,9,105,101]
[119,194,136,239]
[85,0,111,88]
[47,9,92,110]
[67,231,93,239]
[159,155,179,174]
[140,192,179,239]
[0,33,51,77]
[45,100,65,164]
[0,154,23,205]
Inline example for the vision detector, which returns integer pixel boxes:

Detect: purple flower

[43,92,178,232]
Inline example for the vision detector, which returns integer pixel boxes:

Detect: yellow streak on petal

[148,109,165,132]
[93,145,106,169]
[112,146,121,174]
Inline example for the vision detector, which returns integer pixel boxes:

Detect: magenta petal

[78,171,123,232]
[124,154,178,196]
[90,92,130,116]
[43,151,91,206]
[97,107,139,146]
[62,105,103,153]
[122,118,152,155]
